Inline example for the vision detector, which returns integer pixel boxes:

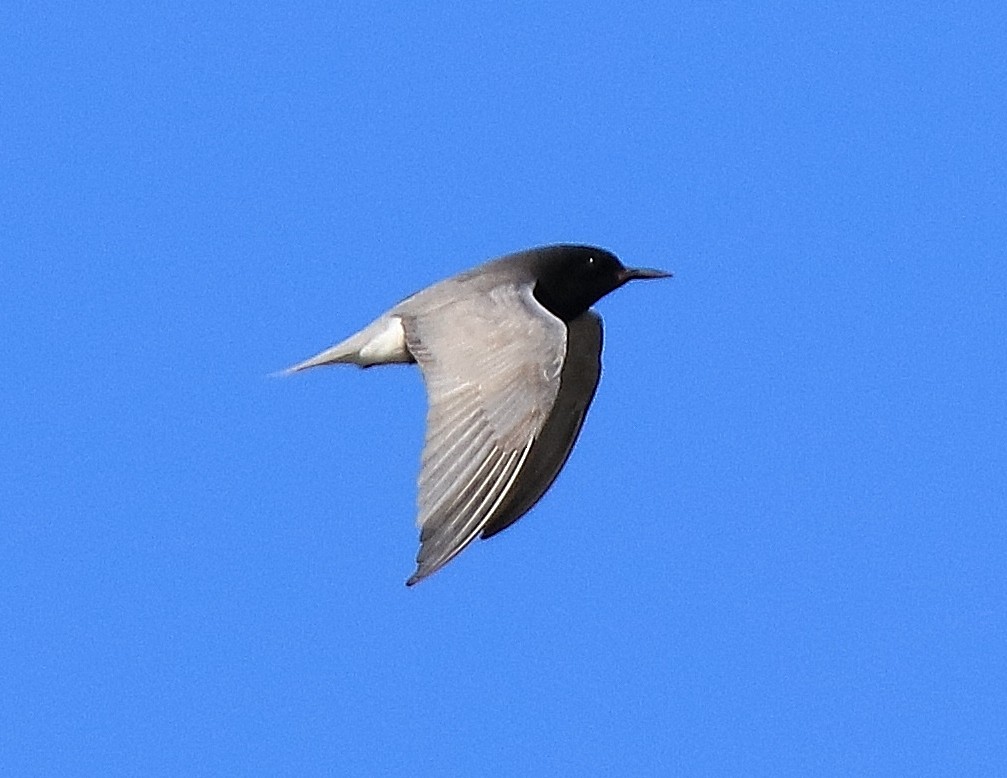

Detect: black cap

[530,245,672,321]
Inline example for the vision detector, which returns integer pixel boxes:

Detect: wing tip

[405,568,430,587]
[406,555,453,587]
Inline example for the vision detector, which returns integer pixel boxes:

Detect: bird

[284,244,671,585]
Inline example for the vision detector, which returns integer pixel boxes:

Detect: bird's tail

[274,314,413,377]
[272,339,360,377]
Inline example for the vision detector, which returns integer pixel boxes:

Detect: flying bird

[284,244,671,585]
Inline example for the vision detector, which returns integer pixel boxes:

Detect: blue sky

[3,3,1005,775]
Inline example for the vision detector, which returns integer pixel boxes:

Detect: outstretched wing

[479,311,602,540]
[400,282,574,585]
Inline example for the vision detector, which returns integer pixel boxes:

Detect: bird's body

[285,244,670,585]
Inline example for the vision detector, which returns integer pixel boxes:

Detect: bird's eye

[587,256,596,267]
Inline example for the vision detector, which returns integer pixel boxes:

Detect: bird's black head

[530,244,671,322]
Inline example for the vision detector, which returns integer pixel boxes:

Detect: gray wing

[400,282,574,585]
[480,311,602,539]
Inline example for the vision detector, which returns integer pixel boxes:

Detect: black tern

[285,244,671,585]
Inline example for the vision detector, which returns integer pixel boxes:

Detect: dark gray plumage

[284,244,671,585]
